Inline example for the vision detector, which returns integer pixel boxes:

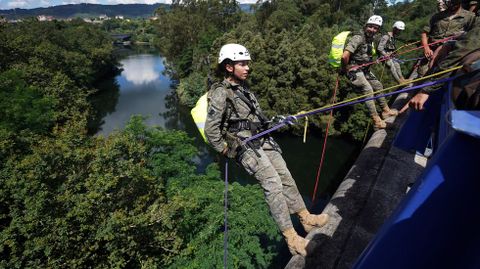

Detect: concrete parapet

[286,93,427,269]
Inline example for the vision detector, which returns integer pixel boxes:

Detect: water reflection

[95,53,172,135]
[119,55,162,86]
[88,75,121,134]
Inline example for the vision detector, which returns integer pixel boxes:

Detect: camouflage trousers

[385,59,405,83]
[238,139,306,231]
[349,70,388,117]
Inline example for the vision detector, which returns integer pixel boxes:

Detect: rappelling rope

[349,35,458,71]
[242,65,463,145]
[311,74,340,204]
[394,40,421,54]
[223,161,228,269]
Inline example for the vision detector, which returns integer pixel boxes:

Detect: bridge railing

[352,78,480,269]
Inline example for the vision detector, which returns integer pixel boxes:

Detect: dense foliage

[1,20,280,268]
[155,0,437,140]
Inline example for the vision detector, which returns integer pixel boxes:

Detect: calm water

[91,46,360,211]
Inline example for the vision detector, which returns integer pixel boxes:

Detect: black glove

[347,71,357,81]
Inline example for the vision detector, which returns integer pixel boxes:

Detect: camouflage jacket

[377,33,397,56]
[344,32,375,65]
[204,79,265,153]
[423,8,476,42]
[423,19,480,93]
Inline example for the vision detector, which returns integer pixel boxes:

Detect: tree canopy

[155,0,435,140]
[1,18,280,268]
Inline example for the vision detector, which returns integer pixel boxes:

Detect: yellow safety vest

[191,93,208,142]
[328,31,377,68]
[328,31,351,68]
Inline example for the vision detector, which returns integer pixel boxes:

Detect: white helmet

[366,15,383,27]
[218,43,251,64]
[393,21,405,30]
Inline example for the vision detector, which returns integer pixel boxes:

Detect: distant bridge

[110,33,132,44]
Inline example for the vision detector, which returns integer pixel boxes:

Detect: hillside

[0,3,254,19]
[0,3,167,19]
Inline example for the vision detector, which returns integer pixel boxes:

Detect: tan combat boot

[399,78,413,84]
[381,107,399,119]
[372,115,387,129]
[297,209,329,233]
[282,228,310,256]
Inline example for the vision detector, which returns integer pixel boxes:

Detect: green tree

[0,117,280,268]
[0,70,55,134]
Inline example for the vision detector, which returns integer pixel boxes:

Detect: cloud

[6,0,29,8]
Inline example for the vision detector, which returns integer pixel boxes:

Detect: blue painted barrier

[353,84,480,269]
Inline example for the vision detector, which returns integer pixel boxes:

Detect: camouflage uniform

[344,33,389,117]
[424,8,476,42]
[422,19,480,94]
[204,79,306,231]
[378,33,405,83]
[414,8,477,78]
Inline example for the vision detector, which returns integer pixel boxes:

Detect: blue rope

[223,160,228,269]
[243,75,459,144]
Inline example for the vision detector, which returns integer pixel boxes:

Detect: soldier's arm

[205,86,228,154]
[341,50,351,74]
[377,35,389,56]
[342,35,361,72]
[421,32,433,58]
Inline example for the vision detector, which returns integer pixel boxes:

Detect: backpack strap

[230,86,270,124]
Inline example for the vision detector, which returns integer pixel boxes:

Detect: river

[91,46,360,213]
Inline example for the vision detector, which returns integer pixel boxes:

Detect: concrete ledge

[286,93,427,269]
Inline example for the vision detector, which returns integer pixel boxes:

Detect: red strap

[311,74,339,204]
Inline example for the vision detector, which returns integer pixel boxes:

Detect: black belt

[228,120,264,133]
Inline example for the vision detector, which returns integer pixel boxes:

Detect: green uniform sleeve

[205,86,228,153]
[344,35,362,54]
[466,11,476,32]
[377,34,390,56]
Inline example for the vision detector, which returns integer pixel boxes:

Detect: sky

[0,0,257,10]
